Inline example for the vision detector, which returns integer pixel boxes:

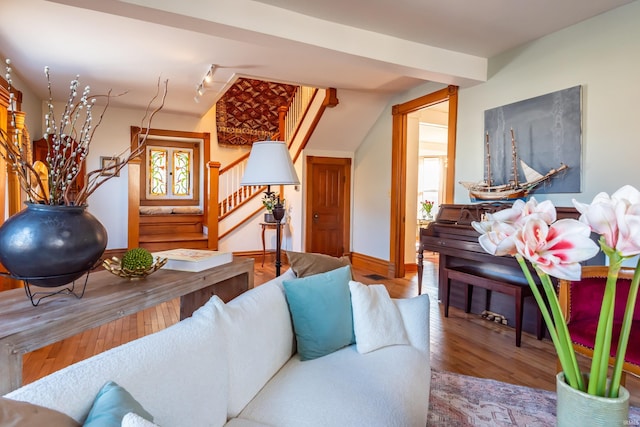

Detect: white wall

[12,1,640,256]
[353,1,640,262]
[352,81,445,261]
[82,106,202,249]
[455,1,640,206]
[30,98,253,250]
[13,74,318,253]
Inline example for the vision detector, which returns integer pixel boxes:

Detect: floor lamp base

[273,203,286,277]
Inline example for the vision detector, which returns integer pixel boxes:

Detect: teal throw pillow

[83,381,153,427]
[283,265,355,361]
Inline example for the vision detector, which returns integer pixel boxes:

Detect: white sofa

[3,267,431,427]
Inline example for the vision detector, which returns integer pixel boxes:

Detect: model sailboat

[460,130,568,201]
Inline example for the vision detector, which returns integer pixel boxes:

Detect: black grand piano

[417,203,600,346]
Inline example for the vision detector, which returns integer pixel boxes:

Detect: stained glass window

[146,145,194,199]
[149,149,167,196]
[173,151,190,196]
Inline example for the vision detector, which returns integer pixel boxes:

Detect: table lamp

[240,140,300,276]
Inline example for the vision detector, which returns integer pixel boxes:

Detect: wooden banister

[292,88,333,163]
[220,152,250,174]
[215,86,323,244]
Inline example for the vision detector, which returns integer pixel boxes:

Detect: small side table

[260,222,285,267]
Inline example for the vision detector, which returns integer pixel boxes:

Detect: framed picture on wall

[484,85,582,194]
[100,156,120,177]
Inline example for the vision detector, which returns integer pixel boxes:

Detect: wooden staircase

[128,87,336,251]
[216,87,328,231]
[138,213,208,252]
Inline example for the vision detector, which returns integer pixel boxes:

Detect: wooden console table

[0,257,254,395]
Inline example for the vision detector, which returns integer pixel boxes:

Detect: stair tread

[139,232,207,243]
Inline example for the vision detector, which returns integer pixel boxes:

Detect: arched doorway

[389,86,458,278]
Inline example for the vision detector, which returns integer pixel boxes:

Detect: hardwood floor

[20,255,640,406]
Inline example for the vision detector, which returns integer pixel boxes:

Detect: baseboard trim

[231,250,263,258]
[103,248,126,260]
[350,252,390,277]
[404,263,418,273]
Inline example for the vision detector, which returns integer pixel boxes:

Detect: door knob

[313,213,319,223]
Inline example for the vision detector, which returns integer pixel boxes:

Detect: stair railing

[282,86,316,143]
[217,86,316,219]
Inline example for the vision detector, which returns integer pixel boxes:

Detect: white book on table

[152,249,233,272]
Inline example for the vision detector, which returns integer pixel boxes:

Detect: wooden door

[305,156,351,257]
[33,137,86,205]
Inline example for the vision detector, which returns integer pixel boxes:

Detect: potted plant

[262,193,280,223]
[420,200,434,219]
[0,59,167,289]
[472,186,640,426]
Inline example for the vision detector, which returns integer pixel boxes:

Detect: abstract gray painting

[484,86,581,194]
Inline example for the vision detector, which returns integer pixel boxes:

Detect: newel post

[127,157,141,249]
[207,161,221,250]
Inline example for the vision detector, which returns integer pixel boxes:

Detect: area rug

[428,370,640,426]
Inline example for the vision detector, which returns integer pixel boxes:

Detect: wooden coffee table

[0,257,253,394]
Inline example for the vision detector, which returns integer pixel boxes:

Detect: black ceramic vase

[0,203,108,287]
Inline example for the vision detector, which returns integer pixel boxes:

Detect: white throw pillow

[121,412,160,427]
[212,274,296,419]
[348,280,410,353]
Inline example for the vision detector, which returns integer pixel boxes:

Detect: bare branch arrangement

[0,59,168,206]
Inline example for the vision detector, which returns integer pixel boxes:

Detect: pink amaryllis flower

[472,197,558,257]
[516,198,557,225]
[571,185,640,397]
[573,185,640,257]
[513,217,600,281]
[473,190,640,398]
[474,220,519,256]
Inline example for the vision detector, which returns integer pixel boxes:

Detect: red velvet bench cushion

[567,276,640,367]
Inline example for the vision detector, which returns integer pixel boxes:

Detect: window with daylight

[140,139,200,206]
[418,156,445,216]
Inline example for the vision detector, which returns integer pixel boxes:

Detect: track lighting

[194,64,217,102]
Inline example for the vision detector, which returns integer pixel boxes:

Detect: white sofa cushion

[224,418,272,427]
[394,294,431,355]
[348,280,409,353]
[5,297,229,427]
[214,269,296,419]
[122,412,160,427]
[235,344,430,427]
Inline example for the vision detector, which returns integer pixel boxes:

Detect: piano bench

[443,266,544,347]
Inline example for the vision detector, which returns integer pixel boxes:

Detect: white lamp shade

[240,141,300,186]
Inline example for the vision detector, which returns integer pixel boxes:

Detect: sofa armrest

[393,294,430,355]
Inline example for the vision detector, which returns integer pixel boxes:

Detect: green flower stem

[609,258,640,397]
[516,255,583,390]
[537,269,584,391]
[588,255,622,396]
